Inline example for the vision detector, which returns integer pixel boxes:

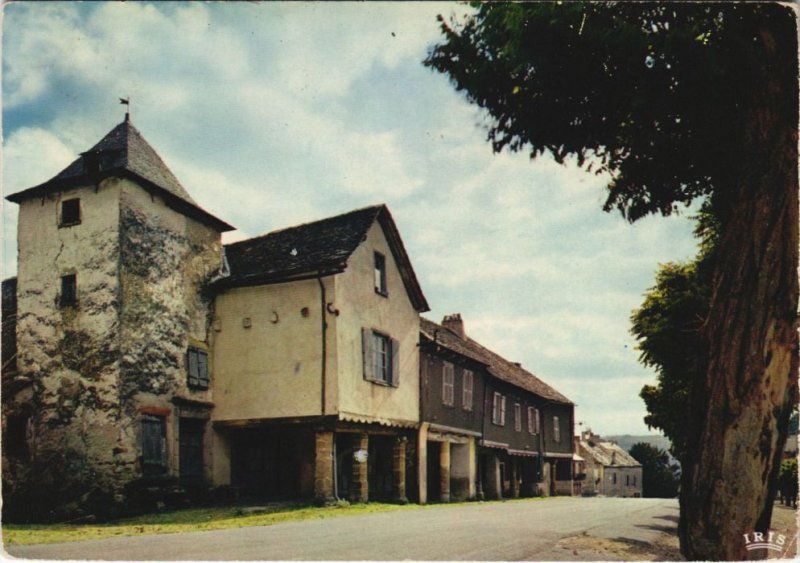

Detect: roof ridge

[226,204,385,248]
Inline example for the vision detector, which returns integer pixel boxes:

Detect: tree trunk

[678,20,799,560]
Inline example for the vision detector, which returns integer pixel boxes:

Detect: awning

[338,411,418,429]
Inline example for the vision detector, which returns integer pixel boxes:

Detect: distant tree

[426,3,798,559]
[629,442,680,498]
[631,211,717,465]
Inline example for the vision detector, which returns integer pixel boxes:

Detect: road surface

[7,497,679,560]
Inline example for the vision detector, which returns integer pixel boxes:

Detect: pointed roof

[221,204,429,312]
[6,118,234,232]
[420,316,573,405]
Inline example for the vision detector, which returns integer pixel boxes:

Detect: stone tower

[2,117,234,520]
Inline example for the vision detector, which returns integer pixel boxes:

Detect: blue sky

[2,1,700,436]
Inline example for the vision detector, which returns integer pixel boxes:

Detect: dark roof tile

[420,316,573,405]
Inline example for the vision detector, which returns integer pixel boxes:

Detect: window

[553,416,561,442]
[141,415,167,475]
[528,407,539,434]
[60,199,81,227]
[462,370,473,411]
[514,403,522,431]
[442,363,454,406]
[374,252,387,296]
[60,274,77,307]
[612,472,617,485]
[187,348,209,389]
[362,328,399,386]
[626,475,630,486]
[492,392,506,426]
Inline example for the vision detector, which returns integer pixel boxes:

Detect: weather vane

[119,97,130,121]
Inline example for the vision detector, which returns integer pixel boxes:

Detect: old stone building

[2,117,576,519]
[577,430,642,497]
[2,117,233,519]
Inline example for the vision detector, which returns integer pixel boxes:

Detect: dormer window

[60,199,81,227]
[374,252,387,296]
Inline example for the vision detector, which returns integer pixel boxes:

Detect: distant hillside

[602,434,672,454]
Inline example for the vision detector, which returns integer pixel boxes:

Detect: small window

[492,392,506,426]
[4,413,30,460]
[442,363,454,406]
[187,348,209,389]
[374,252,387,296]
[626,475,630,486]
[60,199,81,227]
[141,414,167,475]
[514,403,522,432]
[553,415,560,442]
[362,328,399,386]
[60,274,77,307]
[462,369,473,411]
[612,472,617,485]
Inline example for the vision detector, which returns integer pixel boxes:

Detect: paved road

[7,497,679,561]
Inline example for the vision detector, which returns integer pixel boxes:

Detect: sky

[2,1,701,437]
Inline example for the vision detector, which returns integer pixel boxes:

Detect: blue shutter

[362,328,375,381]
[390,338,400,387]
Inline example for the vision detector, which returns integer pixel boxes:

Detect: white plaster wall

[211,278,333,421]
[334,222,420,424]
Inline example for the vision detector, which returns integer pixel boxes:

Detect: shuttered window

[492,392,506,426]
[553,416,561,442]
[514,403,522,431]
[527,406,539,434]
[374,252,387,296]
[187,348,209,389]
[442,363,454,406]
[462,370,473,411]
[362,328,399,387]
[141,415,167,475]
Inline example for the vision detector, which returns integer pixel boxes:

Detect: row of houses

[2,117,601,519]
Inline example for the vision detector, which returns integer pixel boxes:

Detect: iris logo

[742,530,787,552]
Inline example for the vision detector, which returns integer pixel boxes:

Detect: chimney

[442,313,466,339]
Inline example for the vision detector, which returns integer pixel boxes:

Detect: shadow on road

[635,523,678,534]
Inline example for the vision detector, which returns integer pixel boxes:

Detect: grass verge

[2,502,419,546]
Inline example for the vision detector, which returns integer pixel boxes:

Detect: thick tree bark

[678,20,799,560]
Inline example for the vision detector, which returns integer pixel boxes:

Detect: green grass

[1,502,419,546]
[2,496,556,547]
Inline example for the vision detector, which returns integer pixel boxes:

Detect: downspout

[317,276,327,416]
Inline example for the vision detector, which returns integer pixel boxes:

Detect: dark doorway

[179,418,205,485]
[426,441,442,501]
[368,435,394,501]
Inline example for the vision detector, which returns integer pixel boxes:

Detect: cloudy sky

[2,2,700,436]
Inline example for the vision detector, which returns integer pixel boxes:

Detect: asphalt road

[6,497,679,561]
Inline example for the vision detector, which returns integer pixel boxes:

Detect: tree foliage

[629,442,680,499]
[425,2,795,223]
[631,211,717,464]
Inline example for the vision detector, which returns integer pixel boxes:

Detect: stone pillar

[485,455,502,500]
[350,433,369,503]
[418,424,428,504]
[314,431,334,503]
[540,461,551,497]
[439,441,451,502]
[510,459,520,498]
[393,437,408,504]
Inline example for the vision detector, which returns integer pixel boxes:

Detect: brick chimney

[442,314,466,338]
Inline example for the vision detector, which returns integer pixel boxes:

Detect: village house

[576,430,642,497]
[2,117,576,519]
[419,315,575,503]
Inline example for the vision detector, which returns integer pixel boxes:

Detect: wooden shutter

[362,328,375,381]
[390,338,400,387]
[187,350,199,387]
[198,351,209,387]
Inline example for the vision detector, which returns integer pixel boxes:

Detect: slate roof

[221,205,429,312]
[579,438,641,467]
[420,316,573,405]
[6,118,234,232]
